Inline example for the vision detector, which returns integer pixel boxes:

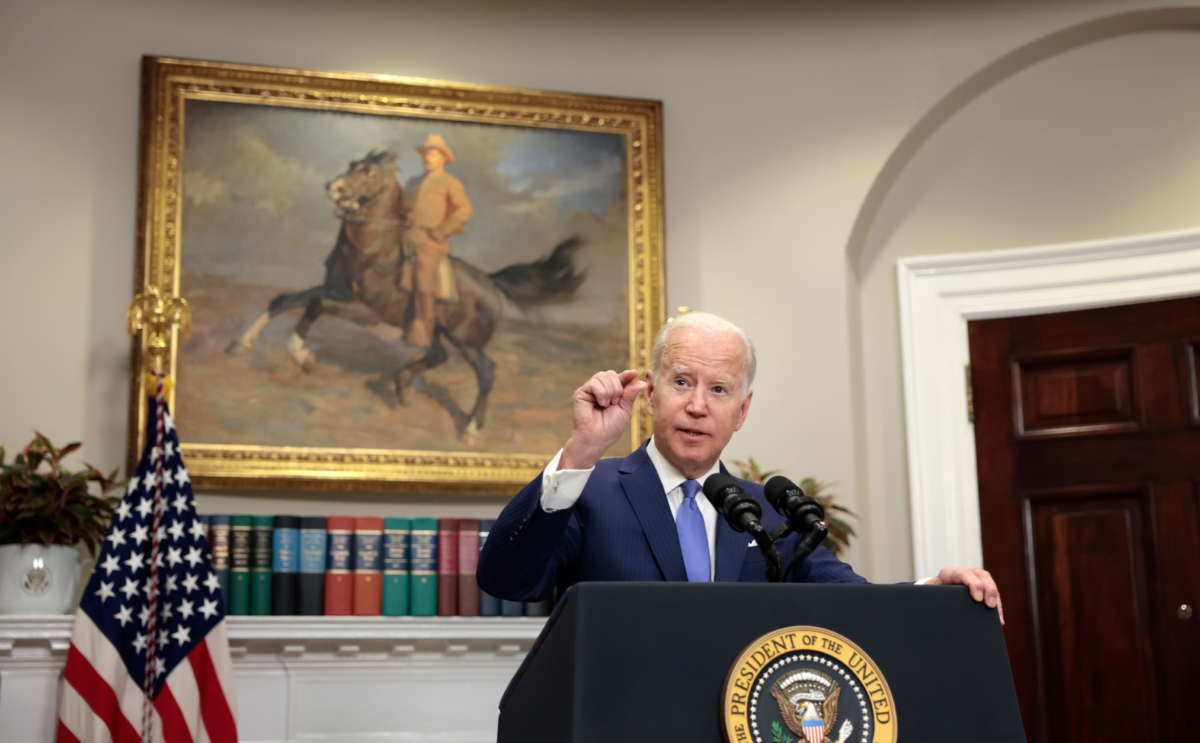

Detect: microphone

[763,475,826,536]
[702,473,764,534]
[703,473,784,582]
[764,475,829,574]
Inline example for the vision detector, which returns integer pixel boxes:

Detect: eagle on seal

[771,676,853,743]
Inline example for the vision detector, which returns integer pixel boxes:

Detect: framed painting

[127,56,664,493]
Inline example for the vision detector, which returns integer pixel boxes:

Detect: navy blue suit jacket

[477,443,866,601]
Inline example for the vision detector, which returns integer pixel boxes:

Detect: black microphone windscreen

[702,472,737,506]
[763,475,802,510]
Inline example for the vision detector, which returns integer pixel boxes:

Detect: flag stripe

[57,717,85,743]
[68,613,150,734]
[56,680,111,743]
[189,637,238,742]
[62,646,142,743]
[164,647,203,742]
[154,682,195,743]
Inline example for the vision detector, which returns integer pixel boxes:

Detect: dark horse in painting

[227,148,585,442]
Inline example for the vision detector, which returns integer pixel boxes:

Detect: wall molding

[0,614,543,742]
[897,227,1200,577]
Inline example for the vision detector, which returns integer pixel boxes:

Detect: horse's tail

[488,235,587,308]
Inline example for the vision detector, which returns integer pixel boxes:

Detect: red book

[457,518,481,616]
[324,516,355,615]
[437,518,459,616]
[353,516,384,615]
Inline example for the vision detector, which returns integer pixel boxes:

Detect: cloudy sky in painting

[180,99,628,321]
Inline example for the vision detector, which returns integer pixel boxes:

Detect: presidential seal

[721,626,896,743]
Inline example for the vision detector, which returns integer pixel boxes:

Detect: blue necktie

[676,479,710,582]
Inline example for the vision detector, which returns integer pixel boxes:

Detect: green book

[409,517,438,617]
[229,515,252,615]
[382,517,411,617]
[250,515,274,616]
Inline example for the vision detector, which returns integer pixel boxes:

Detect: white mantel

[0,615,544,742]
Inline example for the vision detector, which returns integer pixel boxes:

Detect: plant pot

[0,543,85,614]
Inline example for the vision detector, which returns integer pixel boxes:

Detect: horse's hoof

[459,420,481,447]
[287,332,316,371]
[225,338,248,356]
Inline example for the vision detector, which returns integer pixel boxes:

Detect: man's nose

[684,387,708,414]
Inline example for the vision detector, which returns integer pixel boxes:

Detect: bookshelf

[0,614,544,742]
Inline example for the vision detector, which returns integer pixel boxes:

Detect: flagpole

[126,288,191,742]
[59,286,235,743]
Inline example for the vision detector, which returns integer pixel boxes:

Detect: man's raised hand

[560,369,648,470]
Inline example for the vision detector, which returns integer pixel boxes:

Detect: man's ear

[643,374,656,415]
[733,389,753,431]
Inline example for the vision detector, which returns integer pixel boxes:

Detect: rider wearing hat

[403,133,474,347]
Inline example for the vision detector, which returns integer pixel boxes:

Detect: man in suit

[477,312,1003,620]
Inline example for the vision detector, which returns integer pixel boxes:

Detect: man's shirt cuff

[539,448,594,512]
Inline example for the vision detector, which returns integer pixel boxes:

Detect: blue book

[271,515,300,615]
[298,516,327,615]
[478,519,501,617]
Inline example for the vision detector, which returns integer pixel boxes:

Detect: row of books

[200,515,552,617]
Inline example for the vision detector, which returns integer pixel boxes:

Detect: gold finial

[666,305,691,323]
[127,287,192,377]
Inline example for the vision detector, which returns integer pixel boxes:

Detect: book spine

[437,519,459,616]
[381,517,410,617]
[271,515,300,615]
[500,599,525,617]
[229,515,252,615]
[409,518,438,617]
[250,515,274,616]
[207,515,232,612]
[298,516,327,616]
[324,516,355,616]
[524,598,553,617]
[352,516,384,616]
[478,519,500,617]
[457,519,481,617]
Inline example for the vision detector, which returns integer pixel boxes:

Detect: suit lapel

[619,445,687,582]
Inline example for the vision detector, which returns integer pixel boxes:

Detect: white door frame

[896,227,1200,578]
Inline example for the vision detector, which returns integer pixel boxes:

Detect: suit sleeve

[788,544,869,584]
[476,473,582,601]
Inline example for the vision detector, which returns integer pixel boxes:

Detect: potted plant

[0,433,121,614]
[731,457,857,557]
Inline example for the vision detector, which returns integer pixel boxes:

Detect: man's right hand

[559,369,648,471]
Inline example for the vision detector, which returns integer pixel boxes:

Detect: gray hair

[650,311,757,391]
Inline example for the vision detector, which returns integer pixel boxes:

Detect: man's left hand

[926,566,1004,625]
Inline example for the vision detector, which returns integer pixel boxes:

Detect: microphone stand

[763,518,828,582]
[749,524,784,583]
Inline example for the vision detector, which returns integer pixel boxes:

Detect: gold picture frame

[128,56,664,493]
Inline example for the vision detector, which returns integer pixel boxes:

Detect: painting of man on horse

[228,143,585,443]
[177,100,629,455]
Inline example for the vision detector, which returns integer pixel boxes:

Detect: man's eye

[674,378,687,387]
[713,385,725,394]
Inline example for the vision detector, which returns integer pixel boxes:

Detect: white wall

[2,0,1194,581]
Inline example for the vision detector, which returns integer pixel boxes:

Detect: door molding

[896,227,1200,577]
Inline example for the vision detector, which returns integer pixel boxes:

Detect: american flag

[57,394,238,743]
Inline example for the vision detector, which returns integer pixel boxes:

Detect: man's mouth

[678,427,708,439]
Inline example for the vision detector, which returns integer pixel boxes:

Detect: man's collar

[645,436,720,495]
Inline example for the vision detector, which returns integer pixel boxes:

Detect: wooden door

[968,295,1200,743]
